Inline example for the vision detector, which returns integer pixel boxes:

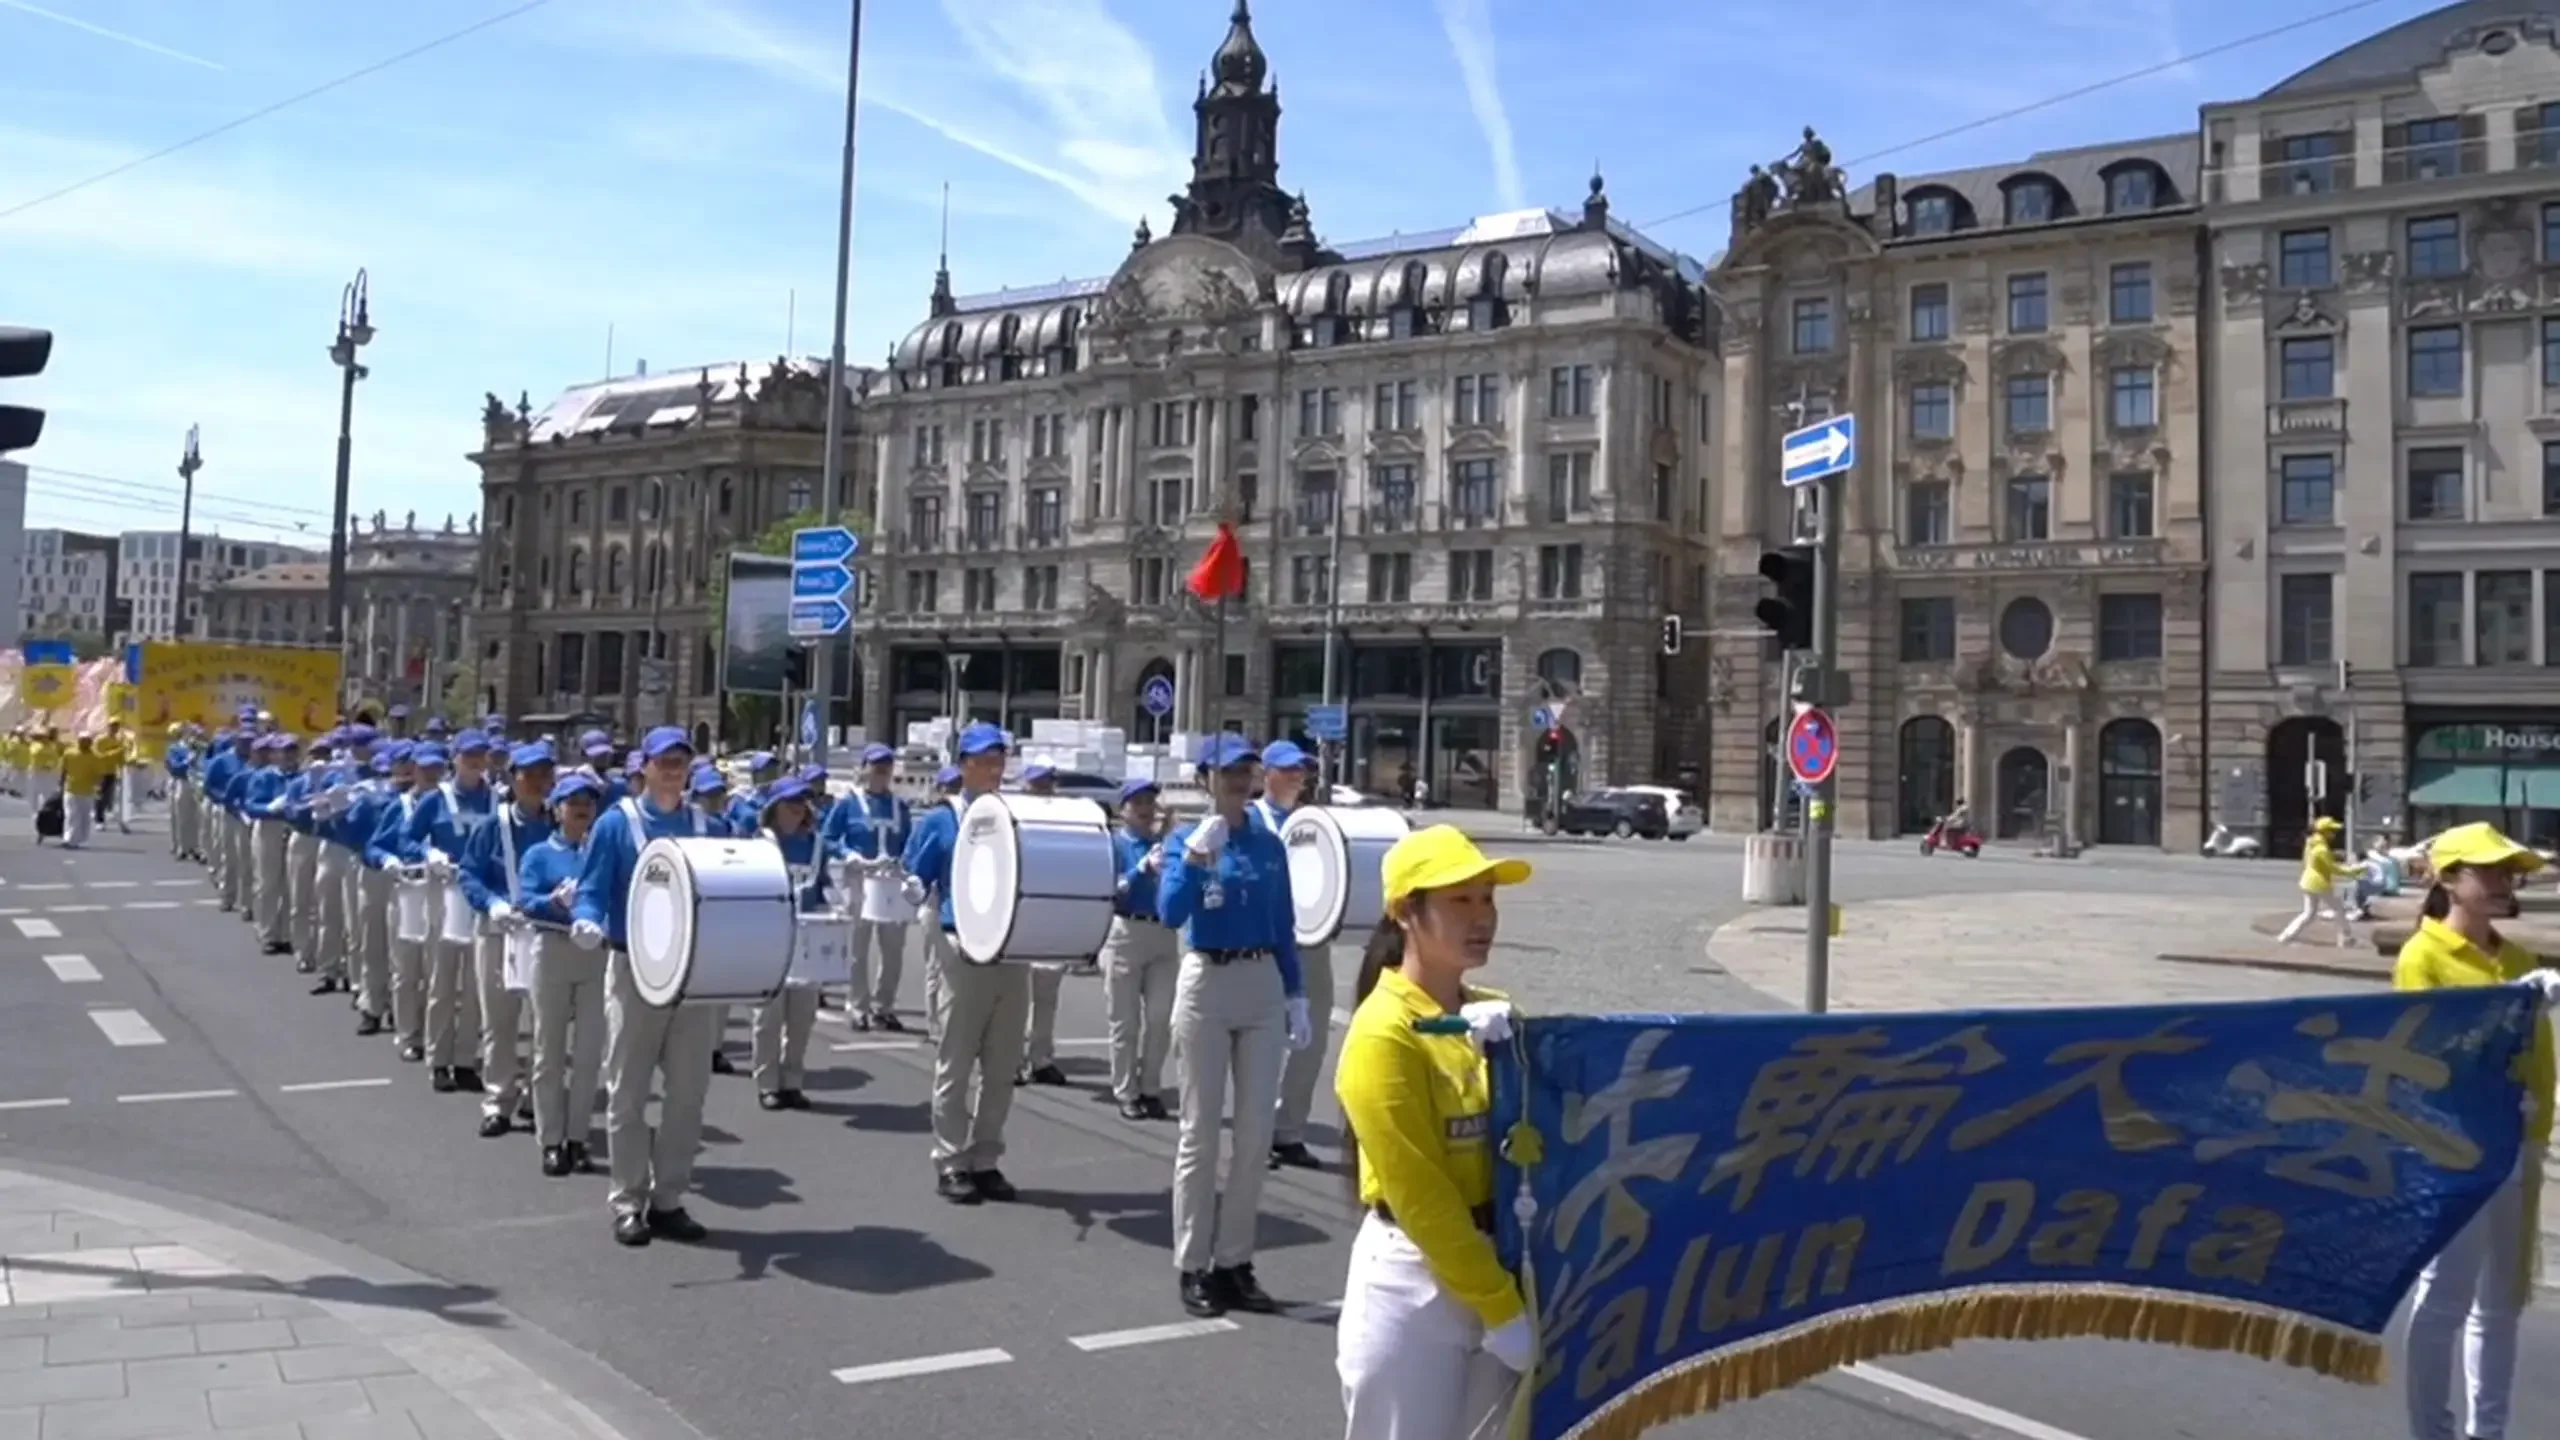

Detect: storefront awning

[2411,761,2510,809]
[2520,768,2560,810]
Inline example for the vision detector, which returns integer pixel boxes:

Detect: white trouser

[928,930,1030,1170]
[388,895,430,1048]
[1337,1214,1515,1440]
[63,797,93,848]
[118,764,141,828]
[476,929,527,1113]
[1169,950,1285,1273]
[531,933,606,1148]
[1273,942,1336,1147]
[851,918,907,1016]
[2277,886,2351,945]
[922,920,945,1038]
[1024,964,1067,1068]
[2404,1161,2528,1440]
[227,813,254,912]
[1102,917,1179,1103]
[603,950,718,1218]
[752,986,821,1092]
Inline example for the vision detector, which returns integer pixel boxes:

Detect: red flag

[1186,522,1247,602]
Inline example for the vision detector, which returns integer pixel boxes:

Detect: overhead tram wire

[24,483,323,541]
[0,0,557,223]
[1635,0,2401,232]
[26,464,332,522]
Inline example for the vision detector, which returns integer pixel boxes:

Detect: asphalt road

[2,810,2553,1440]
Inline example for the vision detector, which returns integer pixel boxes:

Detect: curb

[2152,951,2394,984]
[0,1159,712,1440]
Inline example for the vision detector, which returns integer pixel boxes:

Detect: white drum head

[951,793,1114,964]
[627,841,698,1005]
[1283,806,1410,948]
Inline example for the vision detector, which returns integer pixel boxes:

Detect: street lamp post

[323,270,374,674]
[174,426,202,639]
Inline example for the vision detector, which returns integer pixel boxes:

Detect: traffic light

[1755,545,1815,650]
[784,644,811,691]
[1659,614,1684,657]
[0,325,51,454]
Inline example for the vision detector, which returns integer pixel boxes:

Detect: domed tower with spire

[1171,1,1300,265]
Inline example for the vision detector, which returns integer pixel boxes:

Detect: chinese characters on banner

[1490,989,2541,1440]
[130,643,342,735]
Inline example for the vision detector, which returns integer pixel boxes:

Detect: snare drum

[625,837,797,1007]
[858,862,919,925]
[788,912,855,988]
[391,871,432,944]
[949,793,1117,964]
[1281,807,1412,947]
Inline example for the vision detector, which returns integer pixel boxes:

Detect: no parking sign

[1784,706,1838,787]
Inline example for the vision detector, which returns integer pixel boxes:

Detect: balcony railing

[2269,396,2345,437]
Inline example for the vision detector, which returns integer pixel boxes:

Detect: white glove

[569,919,604,951]
[1459,1000,1516,1050]
[899,874,928,906]
[1481,1314,1535,1373]
[2522,969,2560,1001]
[1285,997,1314,1052]
[486,901,515,927]
[1186,814,1228,859]
[551,880,577,910]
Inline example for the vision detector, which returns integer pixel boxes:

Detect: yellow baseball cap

[1381,825,1532,908]
[2428,821,2545,875]
[2313,815,2342,833]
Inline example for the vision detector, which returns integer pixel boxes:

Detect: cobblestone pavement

[0,1166,698,1440]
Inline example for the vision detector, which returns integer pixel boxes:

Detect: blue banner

[21,640,73,666]
[1490,988,2539,1440]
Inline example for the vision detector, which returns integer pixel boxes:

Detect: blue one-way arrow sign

[791,526,860,565]
[1781,413,1857,487]
[789,598,851,637]
[792,562,854,600]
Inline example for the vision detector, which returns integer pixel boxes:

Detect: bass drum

[950,793,1117,964]
[625,837,798,1007]
[1282,807,1412,948]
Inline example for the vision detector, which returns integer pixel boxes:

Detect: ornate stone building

[342,513,479,714]
[2202,0,2560,855]
[859,1,1721,806]
[1706,130,2210,848]
[201,560,327,647]
[467,362,871,743]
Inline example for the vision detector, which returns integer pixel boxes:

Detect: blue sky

[0,0,2460,546]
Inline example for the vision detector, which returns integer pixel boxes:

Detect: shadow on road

[0,1253,509,1328]
[694,1222,994,1295]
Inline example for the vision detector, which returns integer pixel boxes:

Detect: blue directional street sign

[792,562,854,600]
[1530,705,1554,731]
[799,700,821,748]
[791,526,860,566]
[1306,703,1347,743]
[1780,413,1857,488]
[1141,674,1176,718]
[788,526,860,638]
[789,598,851,637]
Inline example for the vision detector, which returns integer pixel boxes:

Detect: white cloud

[1435,0,1525,212]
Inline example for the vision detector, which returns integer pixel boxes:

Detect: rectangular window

[2405,447,2465,521]
[2401,118,2464,180]
[2544,318,2560,388]
[1905,481,1950,546]
[1150,476,1184,528]
[1446,549,1493,602]
[1791,297,1832,353]
[962,568,998,613]
[2278,573,2333,666]
[2279,132,2349,193]
[2107,472,2156,538]
[2098,593,2164,661]
[1544,452,1593,520]
[2406,572,2465,667]
[1028,487,1064,541]
[2109,366,2156,430]
[1452,373,1503,427]
[2004,474,2051,542]
[1898,597,1955,662]
[904,570,940,613]
[1909,382,1953,439]
[2407,215,2463,278]
[1536,544,1584,600]
[1367,551,1413,603]
[1547,364,1595,418]
[1297,387,1341,437]
[1372,379,1419,431]
[1022,565,1058,611]
[1909,283,1949,342]
[2545,203,2560,263]
[2545,441,2560,516]
[2003,374,2050,433]
[2108,263,2153,324]
[2476,570,2534,666]
[907,495,944,548]
[2107,168,2157,214]
[2279,336,2335,400]
[2279,454,2336,526]
[1294,470,1338,533]
[966,490,1002,545]
[2278,228,2333,288]
[2006,273,2048,333]
[1369,463,1416,529]
[2408,326,2464,397]
[1450,458,1499,521]
[1289,555,1331,606]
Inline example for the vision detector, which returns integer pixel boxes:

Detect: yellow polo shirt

[1335,966,1522,1329]
[2394,916,2556,1151]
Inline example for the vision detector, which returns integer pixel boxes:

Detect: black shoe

[1180,1270,1227,1318]
[1118,1098,1149,1121]
[452,1067,483,1093]
[612,1213,651,1247]
[778,1089,810,1111]
[1215,1263,1278,1314]
[430,1068,457,1094]
[758,1091,786,1111]
[937,1169,982,1204]
[970,1169,1018,1203]
[398,1043,424,1064]
[848,1011,872,1033]
[477,1110,511,1138]
[645,1207,707,1242]
[1027,1063,1068,1087]
[566,1141,593,1172]
[309,977,341,997]
[355,1013,384,1037]
[262,941,290,956]
[540,1144,570,1177]
[294,957,315,974]
[1270,1141,1321,1171]
[1140,1095,1170,1121]
[873,1011,906,1033]
[711,1050,736,1075]
[519,1099,537,1125]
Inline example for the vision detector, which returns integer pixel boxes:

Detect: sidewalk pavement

[0,1165,702,1440]
[1704,889,2560,1292]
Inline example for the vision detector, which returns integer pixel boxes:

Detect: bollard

[1741,832,1806,906]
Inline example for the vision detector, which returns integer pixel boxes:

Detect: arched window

[1402,262,1429,307]
[605,546,627,595]
[1534,647,1582,695]
[566,549,588,596]
[2097,719,2163,846]
[1897,716,1956,835]
[1995,746,2050,840]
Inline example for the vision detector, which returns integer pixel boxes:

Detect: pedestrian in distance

[2277,814,2354,947]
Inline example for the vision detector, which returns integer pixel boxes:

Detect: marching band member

[722,751,785,833]
[529,773,612,1177]
[281,740,328,970]
[1017,763,1073,1087]
[246,735,297,953]
[61,733,119,851]
[360,744,428,1053]
[1159,734,1313,1317]
[306,751,357,998]
[414,741,496,1095]
[2397,822,2558,1440]
[460,742,556,1137]
[1333,826,1535,1438]
[340,746,402,1030]
[200,730,249,902]
[823,743,911,1033]
[571,726,718,1247]
[923,763,963,1042]
[165,725,198,861]
[1256,740,1331,1170]
[1103,779,1178,1121]
[903,724,1031,1204]
[751,776,829,1111]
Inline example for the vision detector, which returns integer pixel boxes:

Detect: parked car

[1554,788,1676,840]
[1615,785,1704,839]
[1010,769,1124,814]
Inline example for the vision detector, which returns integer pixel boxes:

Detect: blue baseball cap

[860,743,895,766]
[934,764,962,788]
[1261,740,1312,771]
[423,716,450,735]
[388,704,411,720]
[761,777,813,809]
[688,765,728,797]
[1195,734,1261,772]
[578,728,609,748]
[796,764,829,787]
[1119,777,1160,802]
[548,773,602,806]
[583,740,616,761]
[956,722,1010,757]
[508,741,556,771]
[641,726,693,761]
[347,724,379,746]
[411,745,449,769]
[745,750,780,773]
[370,753,397,775]
[454,729,490,755]
[383,741,416,764]
[1022,762,1056,782]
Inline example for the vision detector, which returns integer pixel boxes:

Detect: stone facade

[341,513,478,714]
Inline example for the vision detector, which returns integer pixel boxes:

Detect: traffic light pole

[1801,472,1842,1015]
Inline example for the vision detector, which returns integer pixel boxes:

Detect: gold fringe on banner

[1562,1283,2385,1440]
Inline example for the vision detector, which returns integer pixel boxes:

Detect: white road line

[125,901,180,911]
[1844,1365,2095,1440]
[40,954,100,983]
[116,1088,238,1105]
[830,1348,1013,1385]
[87,1008,165,1047]
[152,879,198,887]
[50,904,106,914]
[830,1039,924,1052]
[87,881,136,890]
[0,1097,71,1112]
[18,883,70,892]
[0,907,24,916]
[278,1077,392,1094]
[190,898,220,907]
[12,917,61,939]
[1066,1318,1238,1352]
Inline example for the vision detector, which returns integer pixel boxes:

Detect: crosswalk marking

[87,1008,164,1047]
[116,1088,237,1105]
[40,954,100,983]
[831,1349,1013,1385]
[1066,1319,1238,1351]
[11,918,60,939]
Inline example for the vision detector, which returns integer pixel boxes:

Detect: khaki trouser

[928,930,1030,1170]
[477,929,527,1114]
[171,781,196,858]
[1170,950,1286,1273]
[216,811,246,908]
[312,844,351,982]
[751,986,821,1092]
[425,927,483,1069]
[355,868,395,1020]
[923,922,945,1039]
[531,933,606,1148]
[851,919,907,1016]
[1272,943,1336,1148]
[1023,964,1067,1068]
[253,819,291,946]
[287,831,322,960]
[1103,917,1180,1104]
[387,878,430,1047]
[603,949,718,1218]
[231,813,257,916]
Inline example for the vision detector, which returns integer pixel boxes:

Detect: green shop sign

[2414,723,2560,765]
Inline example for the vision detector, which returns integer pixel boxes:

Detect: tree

[438,657,483,728]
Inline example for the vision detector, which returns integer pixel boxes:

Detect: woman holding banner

[2396,821,2557,1440]
[1333,825,1535,1439]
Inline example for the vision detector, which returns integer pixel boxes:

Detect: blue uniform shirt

[1112,828,1162,922]
[199,747,241,807]
[900,794,982,931]
[165,743,193,779]
[459,802,554,915]
[573,795,711,949]
[823,789,909,862]
[243,763,287,815]
[767,829,832,912]
[364,786,426,869]
[519,833,588,928]
[1157,816,1304,999]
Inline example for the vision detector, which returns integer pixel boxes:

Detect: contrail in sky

[0,0,226,70]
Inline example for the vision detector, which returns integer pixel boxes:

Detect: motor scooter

[1920,817,1982,858]
[2201,823,2263,859]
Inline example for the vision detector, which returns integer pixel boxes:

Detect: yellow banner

[133,643,342,735]
[16,663,78,712]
